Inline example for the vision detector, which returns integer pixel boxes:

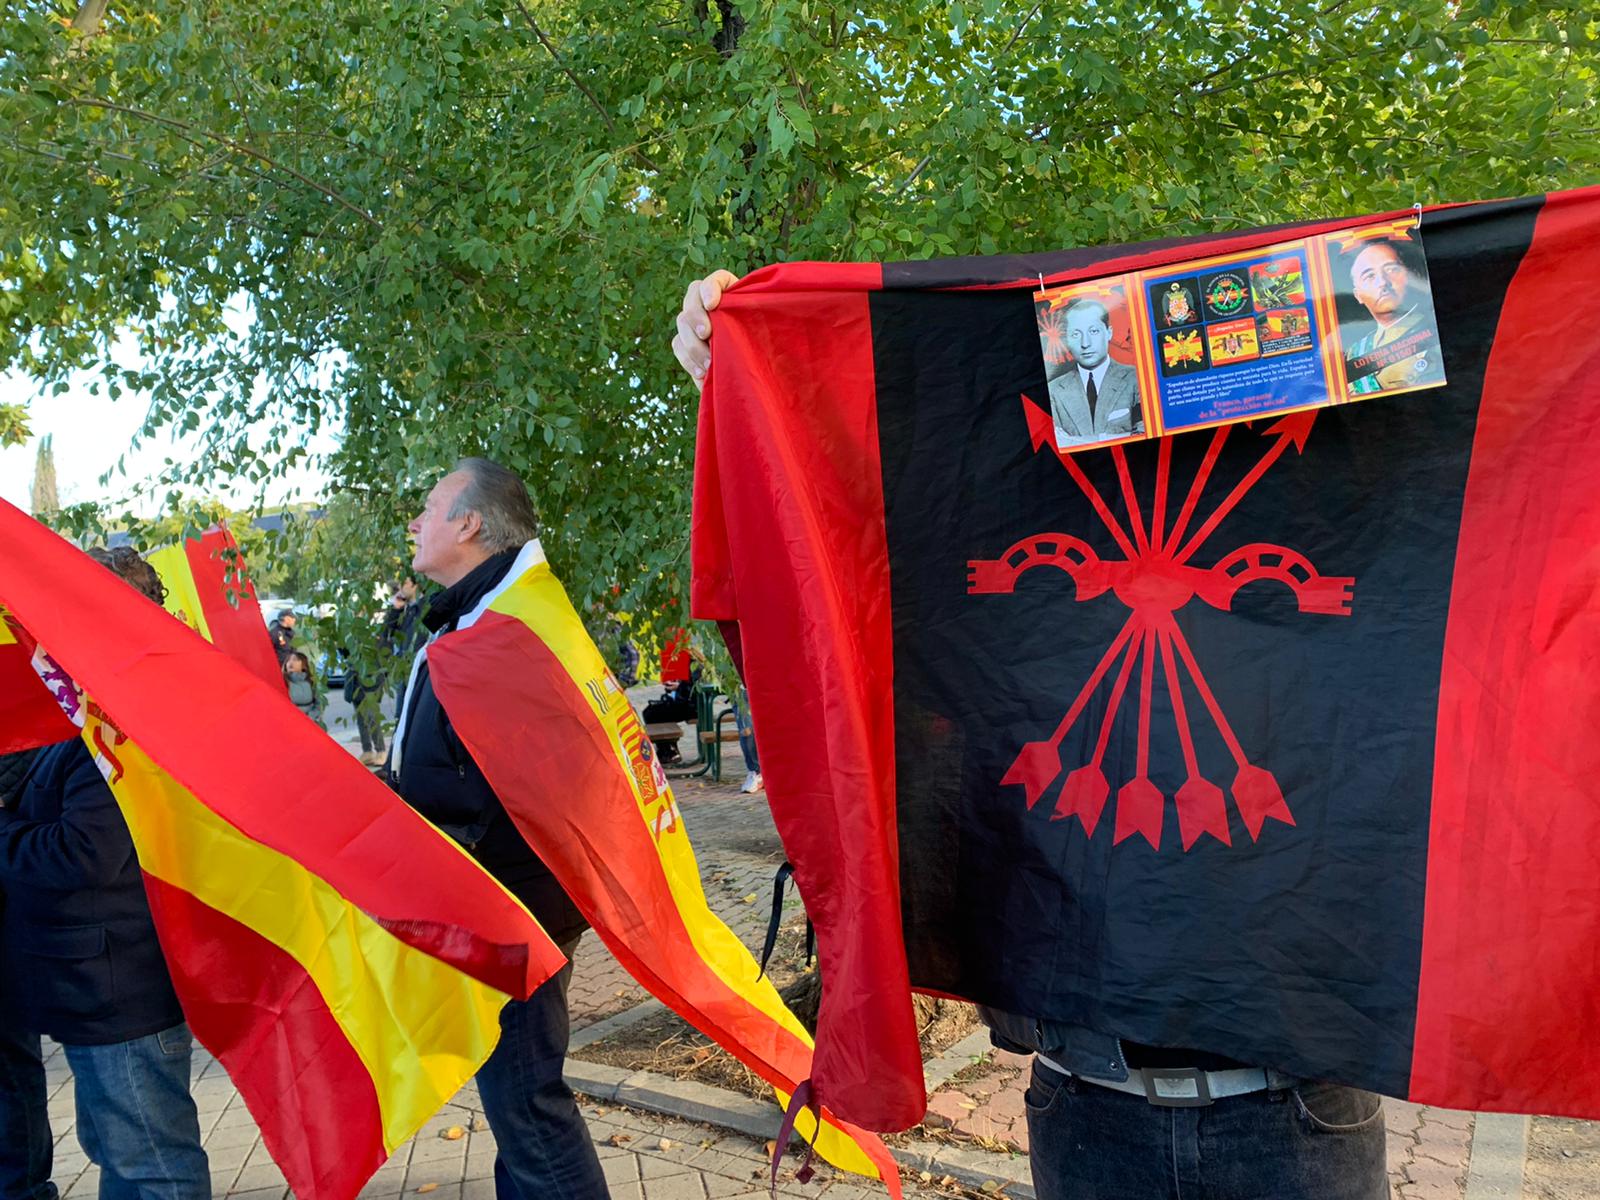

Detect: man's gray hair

[448,457,540,553]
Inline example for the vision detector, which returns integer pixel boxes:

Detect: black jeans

[0,1025,55,1200]
[1026,1060,1388,1200]
[473,942,608,1200]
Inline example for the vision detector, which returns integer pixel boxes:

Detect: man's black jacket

[0,739,184,1044]
[389,550,588,946]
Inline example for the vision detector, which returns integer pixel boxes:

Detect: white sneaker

[740,771,764,794]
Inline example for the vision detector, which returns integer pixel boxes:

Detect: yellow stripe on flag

[81,708,510,1155]
[146,543,213,641]
[486,561,883,1179]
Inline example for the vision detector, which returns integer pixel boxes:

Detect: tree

[0,404,29,448]
[30,432,58,516]
[1,0,1595,658]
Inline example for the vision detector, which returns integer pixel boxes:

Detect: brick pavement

[35,1039,892,1200]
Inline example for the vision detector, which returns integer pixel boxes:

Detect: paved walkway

[30,692,1580,1199]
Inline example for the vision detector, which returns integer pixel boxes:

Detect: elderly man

[387,458,606,1200]
[671,274,1387,1200]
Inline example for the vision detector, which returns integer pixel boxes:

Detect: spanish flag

[427,542,903,1196]
[0,501,567,1200]
[146,526,282,690]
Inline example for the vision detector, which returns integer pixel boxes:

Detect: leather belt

[1035,1054,1298,1108]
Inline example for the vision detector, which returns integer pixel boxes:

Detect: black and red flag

[691,186,1600,1132]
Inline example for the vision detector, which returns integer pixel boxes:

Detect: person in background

[382,578,426,708]
[0,545,210,1200]
[283,650,323,727]
[733,685,762,795]
[343,660,387,768]
[267,607,297,665]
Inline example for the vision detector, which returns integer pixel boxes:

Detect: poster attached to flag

[692,186,1600,1130]
[0,502,568,1200]
[1034,215,1448,453]
[427,542,903,1194]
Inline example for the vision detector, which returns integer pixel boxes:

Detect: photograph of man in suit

[1340,238,1445,396]
[1049,297,1145,448]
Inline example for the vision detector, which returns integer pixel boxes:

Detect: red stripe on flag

[0,620,75,754]
[142,873,388,1200]
[185,530,282,691]
[1414,187,1600,1116]
[691,278,922,1130]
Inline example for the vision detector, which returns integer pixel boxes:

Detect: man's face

[1350,244,1410,320]
[280,613,296,629]
[1067,308,1110,370]
[408,471,475,585]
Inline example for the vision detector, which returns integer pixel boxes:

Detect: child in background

[283,651,324,727]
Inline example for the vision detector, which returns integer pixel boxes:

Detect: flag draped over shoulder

[0,502,567,1200]
[426,542,902,1196]
[691,186,1600,1128]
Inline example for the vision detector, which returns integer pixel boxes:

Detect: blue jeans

[475,946,607,1200]
[733,687,759,773]
[62,1025,208,1200]
[1026,1060,1388,1200]
[0,1025,55,1200]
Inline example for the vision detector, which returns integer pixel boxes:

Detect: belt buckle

[1140,1067,1213,1107]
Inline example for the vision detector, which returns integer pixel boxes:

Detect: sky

[0,368,334,518]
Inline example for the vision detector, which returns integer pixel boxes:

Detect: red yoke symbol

[966,398,1354,851]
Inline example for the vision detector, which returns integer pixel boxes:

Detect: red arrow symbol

[1022,395,1138,561]
[1173,410,1317,566]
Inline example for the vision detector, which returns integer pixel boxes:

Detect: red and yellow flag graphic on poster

[428,543,903,1197]
[0,500,567,1200]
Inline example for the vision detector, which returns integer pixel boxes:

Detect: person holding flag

[0,546,210,1200]
[670,272,1389,1200]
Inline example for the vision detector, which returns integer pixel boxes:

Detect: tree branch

[895,1,1043,195]
[65,95,381,227]
[509,0,661,173]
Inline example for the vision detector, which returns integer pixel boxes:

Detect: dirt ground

[1524,1116,1600,1200]
[571,920,979,1103]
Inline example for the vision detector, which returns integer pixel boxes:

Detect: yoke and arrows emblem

[966,398,1354,851]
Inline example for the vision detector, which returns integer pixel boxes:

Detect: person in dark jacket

[266,608,296,666]
[388,458,605,1200]
[2,746,55,1200]
[0,547,209,1200]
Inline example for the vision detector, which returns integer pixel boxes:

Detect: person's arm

[670,270,740,391]
[0,747,135,890]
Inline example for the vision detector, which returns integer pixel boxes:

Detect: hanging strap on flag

[757,861,795,980]
[768,1078,820,1195]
